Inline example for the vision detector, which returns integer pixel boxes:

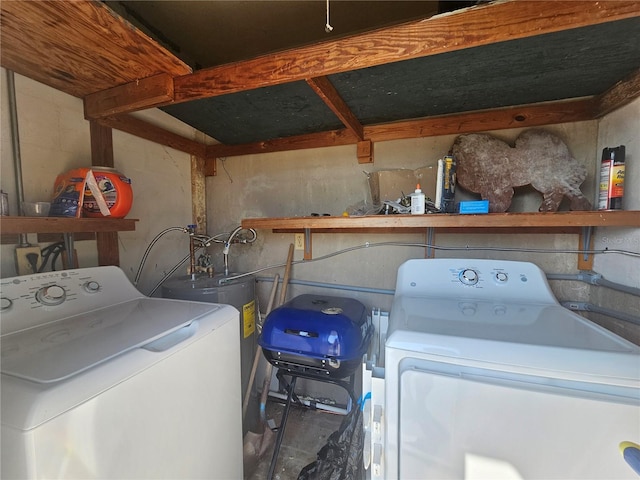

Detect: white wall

[589,99,640,342]
[593,98,640,286]
[207,124,595,300]
[206,107,638,344]
[0,70,196,295]
[1,71,97,276]
[111,109,198,295]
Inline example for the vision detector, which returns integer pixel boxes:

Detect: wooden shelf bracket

[578,226,595,270]
[303,228,312,260]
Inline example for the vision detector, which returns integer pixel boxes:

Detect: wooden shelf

[243,211,640,269]
[1,216,138,235]
[242,211,640,231]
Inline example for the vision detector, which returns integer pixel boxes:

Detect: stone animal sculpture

[451,129,592,213]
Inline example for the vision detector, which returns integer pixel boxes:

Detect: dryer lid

[1,298,220,384]
[387,296,640,384]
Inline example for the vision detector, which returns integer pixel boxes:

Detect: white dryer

[1,266,243,479]
[364,259,640,479]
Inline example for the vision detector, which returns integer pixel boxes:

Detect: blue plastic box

[259,294,372,378]
[459,200,490,214]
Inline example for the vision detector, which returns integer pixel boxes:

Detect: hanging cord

[325,0,333,32]
[134,226,188,285]
[38,242,66,272]
[147,251,194,297]
[221,240,640,283]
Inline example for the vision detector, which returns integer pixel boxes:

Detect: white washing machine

[1,266,243,479]
[364,259,640,479]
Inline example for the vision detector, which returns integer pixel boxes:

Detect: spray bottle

[411,184,426,215]
[598,145,625,210]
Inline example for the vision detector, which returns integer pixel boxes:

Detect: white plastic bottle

[411,183,425,215]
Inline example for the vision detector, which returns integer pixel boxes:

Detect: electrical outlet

[294,233,305,251]
[15,246,42,275]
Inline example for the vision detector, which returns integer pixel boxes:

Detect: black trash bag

[297,406,364,480]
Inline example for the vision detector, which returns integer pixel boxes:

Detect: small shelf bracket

[303,228,312,260]
[578,226,594,271]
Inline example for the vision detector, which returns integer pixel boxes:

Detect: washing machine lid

[387,296,640,385]
[1,298,221,384]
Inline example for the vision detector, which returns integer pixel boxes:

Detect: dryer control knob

[459,269,479,285]
[35,285,66,306]
[495,272,508,283]
[83,281,100,293]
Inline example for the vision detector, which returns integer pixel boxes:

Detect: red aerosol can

[598,145,625,210]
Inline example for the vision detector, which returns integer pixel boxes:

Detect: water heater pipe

[259,274,638,298]
[134,226,188,285]
[548,272,640,297]
[244,273,279,422]
[561,301,640,326]
[187,224,197,281]
[6,70,28,245]
[222,226,257,276]
[257,276,394,296]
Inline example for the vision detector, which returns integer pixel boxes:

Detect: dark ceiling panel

[161,81,344,144]
[330,18,640,124]
[161,17,639,145]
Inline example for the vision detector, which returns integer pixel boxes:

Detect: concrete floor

[245,399,345,480]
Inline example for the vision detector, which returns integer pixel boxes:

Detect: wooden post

[191,155,207,233]
[90,119,120,266]
[192,131,208,233]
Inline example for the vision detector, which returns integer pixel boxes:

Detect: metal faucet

[223,226,257,276]
[187,224,197,280]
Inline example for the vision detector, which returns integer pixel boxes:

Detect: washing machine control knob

[35,285,66,306]
[459,269,479,285]
[83,281,100,293]
[1,297,12,311]
[495,272,508,283]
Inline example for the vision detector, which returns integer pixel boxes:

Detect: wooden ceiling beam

[205,98,597,160]
[592,68,640,118]
[79,0,638,118]
[306,76,364,140]
[364,98,598,143]
[93,95,598,164]
[169,1,640,105]
[206,129,359,160]
[91,71,634,165]
[97,114,207,158]
[0,0,190,99]
[85,73,174,119]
